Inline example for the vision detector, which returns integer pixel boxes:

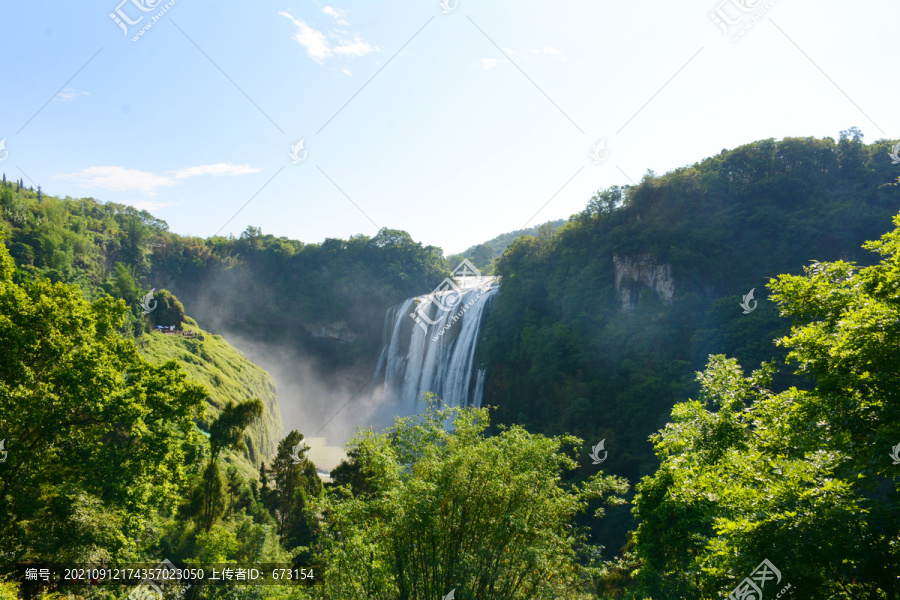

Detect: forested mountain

[0,178,450,382]
[477,130,900,547]
[448,218,568,272]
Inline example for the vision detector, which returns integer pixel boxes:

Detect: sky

[0,0,896,255]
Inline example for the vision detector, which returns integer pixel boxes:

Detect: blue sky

[0,0,896,254]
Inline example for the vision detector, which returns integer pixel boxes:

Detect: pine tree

[37,186,42,202]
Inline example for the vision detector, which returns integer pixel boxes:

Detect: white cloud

[342,68,353,76]
[322,6,349,25]
[480,58,499,70]
[56,166,177,196]
[280,10,376,63]
[57,163,259,196]
[333,35,376,57]
[54,87,90,101]
[531,46,565,59]
[280,11,332,62]
[171,163,260,179]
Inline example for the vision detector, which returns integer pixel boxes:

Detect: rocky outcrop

[304,321,360,343]
[613,254,674,310]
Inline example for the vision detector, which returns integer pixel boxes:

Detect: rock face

[304,321,360,343]
[613,254,675,310]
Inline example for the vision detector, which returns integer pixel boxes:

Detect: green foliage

[202,399,264,531]
[631,215,900,598]
[146,288,186,329]
[456,219,568,262]
[318,402,629,600]
[477,134,900,550]
[262,431,322,551]
[0,177,448,379]
[210,399,264,458]
[0,238,207,565]
[137,321,283,474]
[0,579,17,600]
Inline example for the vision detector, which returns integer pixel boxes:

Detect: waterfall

[375,275,498,411]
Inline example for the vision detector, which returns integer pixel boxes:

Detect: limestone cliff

[613,254,675,310]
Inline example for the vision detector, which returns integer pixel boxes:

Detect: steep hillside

[137,316,282,479]
[477,131,900,544]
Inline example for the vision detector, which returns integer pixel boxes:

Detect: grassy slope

[137,316,283,481]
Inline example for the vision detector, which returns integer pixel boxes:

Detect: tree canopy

[630,214,900,598]
[0,237,207,565]
[319,401,629,600]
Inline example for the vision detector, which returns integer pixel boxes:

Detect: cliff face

[613,254,675,310]
[304,321,361,343]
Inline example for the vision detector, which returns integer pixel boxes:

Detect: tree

[146,288,185,329]
[201,399,263,531]
[225,465,244,510]
[631,215,900,598]
[0,238,207,565]
[467,244,494,270]
[266,431,321,547]
[317,402,629,600]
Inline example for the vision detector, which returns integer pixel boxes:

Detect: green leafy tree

[225,465,244,510]
[467,244,494,271]
[147,288,185,329]
[0,238,207,565]
[632,215,900,598]
[201,399,263,531]
[265,431,322,549]
[318,402,629,600]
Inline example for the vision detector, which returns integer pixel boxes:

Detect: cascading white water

[376,276,498,411]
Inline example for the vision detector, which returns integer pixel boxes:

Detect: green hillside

[448,218,568,272]
[137,316,282,480]
[0,179,285,478]
[477,130,900,549]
